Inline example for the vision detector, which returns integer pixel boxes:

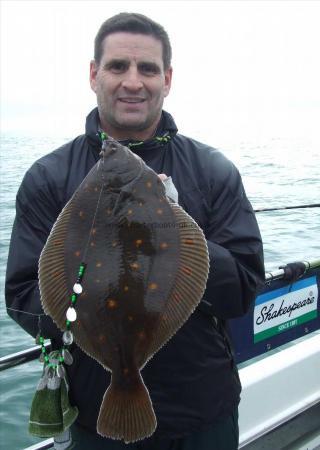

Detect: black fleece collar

[85,107,178,153]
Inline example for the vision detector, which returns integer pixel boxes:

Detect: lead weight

[44,365,54,379]
[63,330,74,345]
[35,333,41,345]
[49,357,59,366]
[47,375,61,390]
[37,374,49,390]
[62,348,73,365]
[57,364,66,378]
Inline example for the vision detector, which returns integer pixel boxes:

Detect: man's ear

[90,60,99,93]
[164,67,173,97]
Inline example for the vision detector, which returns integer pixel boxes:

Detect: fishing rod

[265,259,320,282]
[254,203,320,213]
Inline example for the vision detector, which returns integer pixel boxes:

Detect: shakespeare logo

[253,276,318,343]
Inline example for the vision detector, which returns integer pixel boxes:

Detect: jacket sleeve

[201,158,265,319]
[5,163,63,342]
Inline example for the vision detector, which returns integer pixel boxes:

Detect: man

[5,13,265,450]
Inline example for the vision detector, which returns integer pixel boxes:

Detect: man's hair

[94,13,172,70]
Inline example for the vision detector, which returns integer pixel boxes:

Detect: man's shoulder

[18,134,88,203]
[26,134,86,180]
[174,133,239,181]
[35,134,86,167]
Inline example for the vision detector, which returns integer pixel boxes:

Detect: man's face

[90,32,172,140]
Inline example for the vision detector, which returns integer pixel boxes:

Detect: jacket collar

[85,107,178,153]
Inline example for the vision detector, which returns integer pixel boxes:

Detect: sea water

[0,133,319,449]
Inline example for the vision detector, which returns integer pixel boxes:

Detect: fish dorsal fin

[38,203,71,328]
[39,190,103,360]
[140,201,210,366]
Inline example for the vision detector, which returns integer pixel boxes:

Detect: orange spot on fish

[128,209,133,215]
[123,368,129,375]
[96,262,102,268]
[53,239,63,246]
[53,271,61,278]
[156,208,163,215]
[75,251,81,257]
[106,208,112,215]
[90,242,95,247]
[106,299,117,309]
[135,239,143,247]
[130,262,140,270]
[94,186,98,192]
[112,241,117,247]
[79,211,84,218]
[149,283,158,290]
[91,228,97,235]
[182,266,192,276]
[124,286,129,292]
[138,202,144,206]
[128,315,134,321]
[160,242,168,249]
[146,181,152,188]
[184,238,194,245]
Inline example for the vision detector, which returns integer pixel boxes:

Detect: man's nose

[121,67,143,91]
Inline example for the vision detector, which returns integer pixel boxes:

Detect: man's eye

[139,64,159,75]
[109,62,127,73]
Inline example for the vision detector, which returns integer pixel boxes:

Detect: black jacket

[5,109,265,439]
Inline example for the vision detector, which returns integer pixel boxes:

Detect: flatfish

[39,137,210,443]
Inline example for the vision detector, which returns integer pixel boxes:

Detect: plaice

[38,137,210,443]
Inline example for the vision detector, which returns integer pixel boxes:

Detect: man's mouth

[118,98,146,104]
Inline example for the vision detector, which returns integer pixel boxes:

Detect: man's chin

[115,116,150,132]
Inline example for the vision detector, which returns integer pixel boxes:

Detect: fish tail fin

[97,370,157,443]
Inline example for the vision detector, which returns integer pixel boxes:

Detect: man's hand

[158,174,178,203]
[279,262,306,283]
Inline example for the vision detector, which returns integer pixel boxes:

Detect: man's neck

[100,117,162,142]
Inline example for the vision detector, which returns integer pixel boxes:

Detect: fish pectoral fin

[97,369,156,443]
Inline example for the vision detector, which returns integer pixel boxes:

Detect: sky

[1,0,320,145]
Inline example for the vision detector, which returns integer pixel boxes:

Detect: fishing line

[80,181,105,263]
[254,203,320,213]
[80,138,108,263]
[6,307,45,317]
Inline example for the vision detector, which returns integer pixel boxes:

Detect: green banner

[254,310,318,343]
